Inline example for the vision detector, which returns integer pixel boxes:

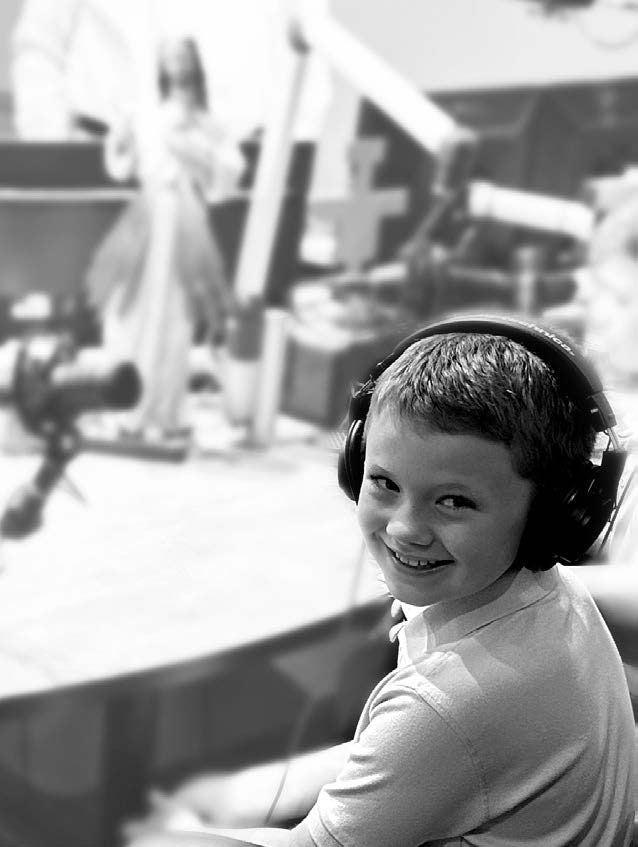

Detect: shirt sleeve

[299,685,488,847]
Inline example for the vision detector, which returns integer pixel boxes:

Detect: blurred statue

[85,36,244,441]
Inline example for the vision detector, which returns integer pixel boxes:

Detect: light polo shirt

[299,565,636,846]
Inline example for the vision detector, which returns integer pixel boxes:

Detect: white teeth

[392,551,446,570]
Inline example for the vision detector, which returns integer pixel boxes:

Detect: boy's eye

[437,494,476,510]
[368,474,399,493]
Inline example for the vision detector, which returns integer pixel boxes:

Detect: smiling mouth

[389,548,453,572]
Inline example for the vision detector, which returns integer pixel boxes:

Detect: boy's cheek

[354,495,371,527]
[354,505,384,552]
[355,500,383,543]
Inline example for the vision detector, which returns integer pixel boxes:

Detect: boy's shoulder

[385,566,614,714]
[362,567,626,779]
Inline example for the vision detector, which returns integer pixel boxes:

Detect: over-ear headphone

[337,314,628,567]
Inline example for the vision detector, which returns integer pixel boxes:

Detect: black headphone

[337,314,627,567]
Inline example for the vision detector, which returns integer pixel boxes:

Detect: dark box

[282,321,414,429]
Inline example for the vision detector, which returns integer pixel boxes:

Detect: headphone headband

[357,314,616,433]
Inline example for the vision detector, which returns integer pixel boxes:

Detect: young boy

[130,324,636,846]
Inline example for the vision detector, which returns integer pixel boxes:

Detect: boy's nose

[386,504,434,547]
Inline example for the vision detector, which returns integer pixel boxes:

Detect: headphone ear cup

[551,479,592,565]
[515,449,627,570]
[524,450,628,567]
[555,450,627,563]
[338,420,366,502]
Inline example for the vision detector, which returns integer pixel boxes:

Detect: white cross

[315,138,408,272]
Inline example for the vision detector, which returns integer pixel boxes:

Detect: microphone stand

[0,422,80,540]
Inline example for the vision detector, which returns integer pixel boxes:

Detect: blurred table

[0,404,392,847]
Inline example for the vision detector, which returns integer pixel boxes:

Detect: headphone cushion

[557,452,626,562]
[338,420,365,502]
[523,451,626,567]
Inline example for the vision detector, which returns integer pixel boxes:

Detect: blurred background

[0,1,635,845]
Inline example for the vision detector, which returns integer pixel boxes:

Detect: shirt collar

[399,566,559,657]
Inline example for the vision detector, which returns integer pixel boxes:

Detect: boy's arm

[182,742,351,825]
[127,831,290,847]
[129,742,352,836]
[128,828,309,847]
[125,744,349,846]
[252,741,352,824]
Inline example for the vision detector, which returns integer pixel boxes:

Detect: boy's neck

[402,564,522,622]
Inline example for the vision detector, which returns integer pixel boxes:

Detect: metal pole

[233,28,310,304]
[295,5,458,156]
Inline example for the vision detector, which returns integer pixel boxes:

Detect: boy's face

[357,409,534,608]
